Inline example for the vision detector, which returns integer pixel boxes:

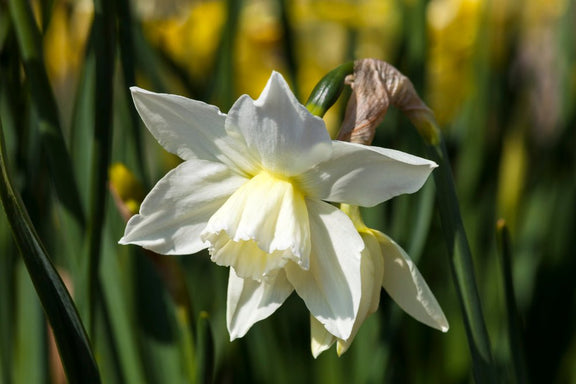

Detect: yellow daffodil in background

[311,204,448,357]
[109,163,145,216]
[426,0,482,126]
[42,0,93,120]
[235,0,286,98]
[43,0,93,86]
[141,0,226,80]
[119,72,437,344]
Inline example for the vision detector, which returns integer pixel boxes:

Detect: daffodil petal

[131,87,258,175]
[227,269,293,340]
[310,316,336,358]
[202,171,310,280]
[225,72,332,176]
[285,199,363,340]
[301,141,437,207]
[336,230,385,355]
[377,232,449,332]
[119,159,248,254]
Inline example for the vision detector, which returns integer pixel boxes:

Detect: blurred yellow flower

[142,0,226,79]
[109,163,145,215]
[41,0,93,119]
[426,0,482,126]
[44,0,93,84]
[235,0,285,98]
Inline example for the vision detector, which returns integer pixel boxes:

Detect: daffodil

[119,72,437,342]
[311,205,449,357]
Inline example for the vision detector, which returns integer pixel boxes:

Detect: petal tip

[229,333,239,342]
[130,86,147,95]
[438,319,449,333]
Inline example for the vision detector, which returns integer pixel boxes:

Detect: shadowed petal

[285,199,363,340]
[119,159,247,255]
[301,141,437,207]
[336,230,385,355]
[227,269,294,340]
[310,316,336,358]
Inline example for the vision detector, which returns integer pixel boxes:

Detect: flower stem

[496,219,528,384]
[423,128,496,383]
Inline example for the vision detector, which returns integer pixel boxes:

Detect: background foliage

[1,0,575,383]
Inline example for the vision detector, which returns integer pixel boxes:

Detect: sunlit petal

[285,199,363,340]
[227,269,294,340]
[225,72,332,176]
[377,232,449,332]
[301,141,437,207]
[119,159,247,254]
[131,87,258,175]
[201,171,310,280]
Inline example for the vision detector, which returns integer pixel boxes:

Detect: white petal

[377,232,449,332]
[119,159,248,254]
[131,87,258,175]
[225,72,332,176]
[336,230,385,355]
[201,172,310,280]
[285,199,363,340]
[227,269,293,340]
[310,316,336,358]
[300,141,437,207]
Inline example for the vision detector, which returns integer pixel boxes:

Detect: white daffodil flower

[119,72,437,342]
[310,205,449,358]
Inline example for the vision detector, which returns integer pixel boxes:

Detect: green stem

[426,135,496,383]
[497,220,528,384]
[195,312,214,384]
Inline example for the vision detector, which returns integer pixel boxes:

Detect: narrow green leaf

[496,219,528,384]
[305,62,354,117]
[134,255,187,384]
[13,261,47,384]
[7,0,85,228]
[116,0,149,186]
[99,242,148,384]
[0,120,101,383]
[84,0,116,338]
[426,139,496,383]
[277,0,299,97]
[209,0,242,109]
[195,312,215,384]
[0,208,15,384]
[406,179,435,261]
[0,3,10,52]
